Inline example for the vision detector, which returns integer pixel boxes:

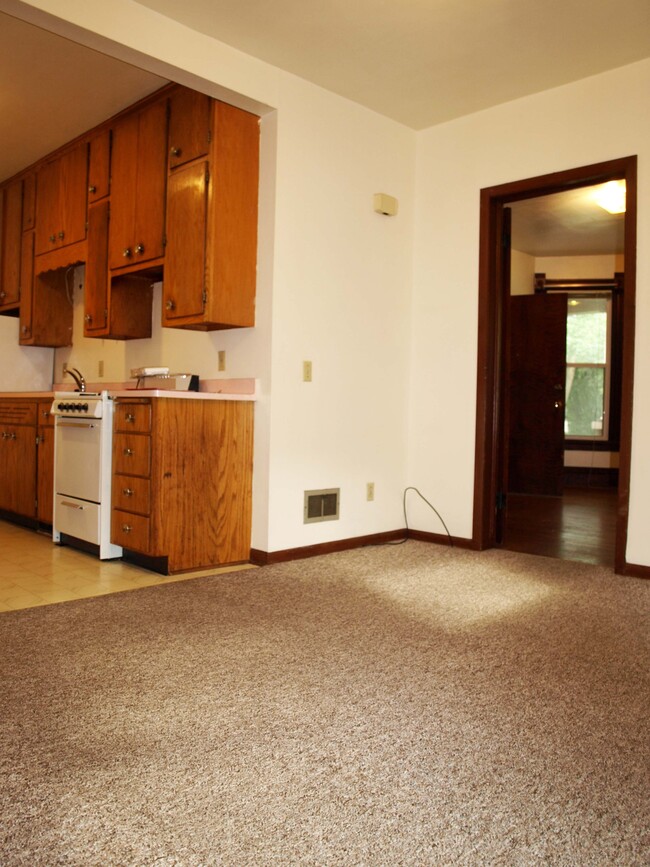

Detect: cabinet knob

[88,185,97,194]
[122,488,134,497]
[58,230,65,240]
[123,448,134,456]
[165,299,175,311]
[122,524,132,534]
[21,325,28,335]
[0,290,5,300]
[170,146,182,157]
[84,313,93,323]
[49,234,56,242]
[125,413,136,423]
[123,248,132,258]
[135,243,145,254]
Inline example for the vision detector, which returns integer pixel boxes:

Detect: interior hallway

[0,521,251,613]
[502,487,618,566]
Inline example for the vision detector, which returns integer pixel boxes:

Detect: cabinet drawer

[114,401,152,432]
[113,433,151,476]
[0,402,37,425]
[112,474,150,515]
[112,509,150,551]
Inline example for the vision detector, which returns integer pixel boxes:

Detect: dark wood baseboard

[250,529,407,565]
[619,561,650,580]
[407,528,477,549]
[249,528,481,565]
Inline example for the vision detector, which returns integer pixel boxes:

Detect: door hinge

[35,435,40,445]
[207,130,212,144]
[162,233,167,249]
[202,289,207,306]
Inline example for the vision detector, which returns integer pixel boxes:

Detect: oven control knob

[57,402,64,410]
[82,403,89,412]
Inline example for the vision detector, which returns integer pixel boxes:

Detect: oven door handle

[56,421,98,429]
[60,500,86,510]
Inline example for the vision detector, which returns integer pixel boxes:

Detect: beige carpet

[1,542,648,865]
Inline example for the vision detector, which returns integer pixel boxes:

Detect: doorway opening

[473,157,637,574]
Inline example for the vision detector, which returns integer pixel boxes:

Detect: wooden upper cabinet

[88,130,111,203]
[109,98,168,270]
[35,141,88,256]
[22,173,36,232]
[168,87,211,169]
[162,100,259,330]
[84,200,110,334]
[0,178,23,308]
[163,161,208,321]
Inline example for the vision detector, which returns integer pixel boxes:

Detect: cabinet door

[168,88,211,169]
[35,142,88,255]
[0,179,23,307]
[88,129,111,202]
[18,231,34,344]
[84,200,109,334]
[133,99,168,263]
[109,100,167,270]
[108,110,138,269]
[0,425,37,517]
[163,161,208,321]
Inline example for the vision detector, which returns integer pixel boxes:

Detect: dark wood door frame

[472,156,637,574]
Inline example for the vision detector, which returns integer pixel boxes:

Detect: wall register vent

[304,488,340,523]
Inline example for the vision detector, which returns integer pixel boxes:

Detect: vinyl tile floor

[0,520,252,612]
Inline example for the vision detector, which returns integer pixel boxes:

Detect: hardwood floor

[502,487,617,566]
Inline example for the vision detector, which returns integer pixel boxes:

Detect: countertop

[0,378,257,402]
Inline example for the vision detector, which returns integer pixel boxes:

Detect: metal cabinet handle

[49,234,56,242]
[165,299,175,311]
[1,432,16,440]
[84,313,93,323]
[170,146,181,157]
[135,243,145,254]
[123,448,134,456]
[123,247,132,258]
[61,500,84,510]
[0,290,6,300]
[122,488,134,497]
[58,230,65,240]
[125,413,135,423]
[122,524,132,534]
[88,185,97,194]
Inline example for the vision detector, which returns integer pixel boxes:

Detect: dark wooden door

[507,293,567,495]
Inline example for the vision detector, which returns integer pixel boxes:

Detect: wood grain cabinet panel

[35,141,88,256]
[111,397,253,573]
[109,98,168,271]
[162,100,259,331]
[0,179,24,309]
[168,87,211,169]
[0,400,38,519]
[36,400,54,525]
[113,432,151,477]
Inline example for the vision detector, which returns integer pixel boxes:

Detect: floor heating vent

[304,488,340,523]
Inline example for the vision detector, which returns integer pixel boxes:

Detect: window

[533,273,623,451]
[565,295,611,440]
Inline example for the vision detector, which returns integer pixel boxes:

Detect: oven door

[54,417,103,503]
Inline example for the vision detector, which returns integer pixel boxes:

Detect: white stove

[51,391,122,559]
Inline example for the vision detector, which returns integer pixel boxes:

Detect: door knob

[554,400,563,409]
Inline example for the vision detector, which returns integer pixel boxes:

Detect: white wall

[0,317,53,391]
[536,253,624,279]
[411,58,650,565]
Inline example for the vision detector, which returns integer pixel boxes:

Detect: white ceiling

[1,0,642,254]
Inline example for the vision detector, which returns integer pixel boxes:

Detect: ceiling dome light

[593,180,626,214]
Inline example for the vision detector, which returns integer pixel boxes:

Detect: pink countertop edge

[1,379,257,401]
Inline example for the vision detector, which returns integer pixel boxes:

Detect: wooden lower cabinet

[0,398,54,523]
[111,397,253,573]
